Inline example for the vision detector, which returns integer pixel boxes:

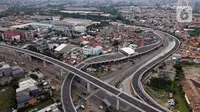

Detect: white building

[175,30,181,36]
[119,47,135,56]
[82,46,103,56]
[17,78,38,93]
[75,26,86,33]
[82,46,93,55]
[54,43,78,54]
[93,46,103,55]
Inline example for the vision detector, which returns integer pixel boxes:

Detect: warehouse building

[82,46,103,56]
[119,47,135,56]
[16,78,41,107]
[0,62,11,77]
[11,66,25,78]
[16,91,31,103]
[54,43,78,54]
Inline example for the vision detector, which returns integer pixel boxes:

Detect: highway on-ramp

[0,28,179,112]
[61,29,179,112]
[132,30,180,112]
[0,43,161,112]
[61,31,164,112]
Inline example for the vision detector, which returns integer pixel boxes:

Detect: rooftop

[181,79,200,112]
[16,84,35,93]
[55,43,77,53]
[17,78,37,93]
[0,64,10,69]
[37,103,60,112]
[120,47,135,55]
[3,30,20,36]
[16,91,30,98]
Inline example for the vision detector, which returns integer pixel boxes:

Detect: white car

[99,106,103,110]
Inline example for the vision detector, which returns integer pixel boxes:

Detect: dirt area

[152,62,176,80]
[85,62,126,79]
[183,66,200,83]
[144,86,169,107]
[51,79,61,91]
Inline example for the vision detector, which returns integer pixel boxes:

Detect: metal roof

[121,47,135,55]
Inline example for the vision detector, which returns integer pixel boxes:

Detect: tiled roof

[3,30,19,37]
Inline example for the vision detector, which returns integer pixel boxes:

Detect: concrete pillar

[116,98,120,110]
[43,61,47,68]
[28,56,32,62]
[13,51,17,56]
[87,82,91,93]
[60,69,63,76]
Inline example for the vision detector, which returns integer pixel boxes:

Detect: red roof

[3,30,20,37]
[197,38,200,43]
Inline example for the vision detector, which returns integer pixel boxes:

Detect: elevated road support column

[87,82,91,93]
[116,97,120,110]
[28,55,32,62]
[43,61,47,68]
[13,51,16,56]
[60,69,63,76]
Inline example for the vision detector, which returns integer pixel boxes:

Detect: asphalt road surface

[61,63,87,112]
[132,31,180,112]
[60,32,163,112]
[0,43,160,112]
[0,29,175,112]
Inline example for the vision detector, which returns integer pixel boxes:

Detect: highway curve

[61,30,164,112]
[0,39,162,112]
[132,30,180,112]
[0,28,176,112]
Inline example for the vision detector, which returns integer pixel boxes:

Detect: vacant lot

[183,66,200,83]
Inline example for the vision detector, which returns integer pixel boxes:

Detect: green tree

[189,28,200,37]
[148,78,172,91]
[0,36,3,41]
[173,63,184,80]
[10,78,19,89]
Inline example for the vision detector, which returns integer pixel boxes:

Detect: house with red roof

[2,30,21,42]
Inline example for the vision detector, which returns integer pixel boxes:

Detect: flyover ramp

[0,43,161,112]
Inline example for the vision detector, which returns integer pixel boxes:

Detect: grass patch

[147,77,191,112]
[147,82,191,112]
[0,87,16,112]
[91,70,112,77]
[173,86,191,112]
[179,61,200,67]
